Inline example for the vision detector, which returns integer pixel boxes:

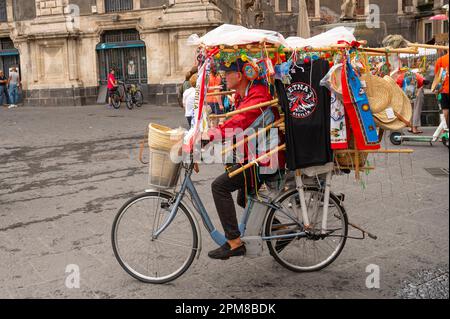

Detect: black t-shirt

[275,59,332,170]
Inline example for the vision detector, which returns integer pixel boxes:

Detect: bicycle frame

[152,165,309,247]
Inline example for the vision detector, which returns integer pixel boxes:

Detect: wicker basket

[148,148,182,189]
[148,123,185,152]
[335,151,368,169]
[147,123,184,188]
[334,135,368,169]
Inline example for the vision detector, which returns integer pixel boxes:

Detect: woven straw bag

[148,123,185,151]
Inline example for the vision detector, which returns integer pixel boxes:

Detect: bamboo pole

[217,45,418,55]
[409,43,449,51]
[228,144,286,178]
[209,99,279,119]
[358,47,419,54]
[334,149,414,154]
[221,117,285,155]
[206,90,235,97]
[337,166,375,170]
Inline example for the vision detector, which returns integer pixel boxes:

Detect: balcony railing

[105,0,133,13]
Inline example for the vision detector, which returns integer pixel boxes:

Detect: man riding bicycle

[206,58,285,260]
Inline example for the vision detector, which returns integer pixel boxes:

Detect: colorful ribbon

[341,56,380,150]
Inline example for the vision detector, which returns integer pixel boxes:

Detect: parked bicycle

[111,154,350,284]
[111,81,144,110]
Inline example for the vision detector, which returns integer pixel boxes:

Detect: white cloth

[286,27,356,49]
[183,87,195,117]
[187,24,288,47]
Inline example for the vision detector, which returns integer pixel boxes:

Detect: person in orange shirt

[435,52,449,127]
[206,67,224,115]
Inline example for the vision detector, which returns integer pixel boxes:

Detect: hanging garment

[341,57,380,150]
[330,92,348,149]
[275,59,332,170]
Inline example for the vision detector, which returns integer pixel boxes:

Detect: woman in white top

[182,74,197,127]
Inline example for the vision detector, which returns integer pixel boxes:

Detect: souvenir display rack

[203,41,420,180]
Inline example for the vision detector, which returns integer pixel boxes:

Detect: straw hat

[360,73,391,114]
[373,76,412,131]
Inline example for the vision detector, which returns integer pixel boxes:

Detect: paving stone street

[0,104,448,299]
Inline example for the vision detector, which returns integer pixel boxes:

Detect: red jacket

[208,84,285,170]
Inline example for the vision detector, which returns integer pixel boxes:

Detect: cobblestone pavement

[0,104,448,299]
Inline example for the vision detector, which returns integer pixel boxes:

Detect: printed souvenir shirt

[275,59,333,170]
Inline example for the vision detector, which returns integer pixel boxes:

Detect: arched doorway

[96,29,148,85]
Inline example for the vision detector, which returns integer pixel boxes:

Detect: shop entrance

[0,37,20,104]
[97,29,148,85]
[0,38,20,77]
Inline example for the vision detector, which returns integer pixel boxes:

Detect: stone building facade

[0,0,222,106]
[218,0,448,46]
[0,0,447,106]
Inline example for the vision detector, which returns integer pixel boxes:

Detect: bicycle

[111,81,134,110]
[127,83,144,108]
[111,156,349,284]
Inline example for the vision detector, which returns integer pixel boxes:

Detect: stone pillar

[96,0,105,14]
[315,0,320,18]
[364,0,370,16]
[67,37,79,81]
[6,0,13,22]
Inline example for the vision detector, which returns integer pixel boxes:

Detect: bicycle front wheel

[265,187,348,272]
[112,192,198,284]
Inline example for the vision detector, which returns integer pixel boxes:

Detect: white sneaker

[8,104,15,109]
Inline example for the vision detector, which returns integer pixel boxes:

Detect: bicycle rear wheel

[112,192,198,284]
[134,90,144,107]
[125,93,133,110]
[111,92,121,109]
[265,187,348,272]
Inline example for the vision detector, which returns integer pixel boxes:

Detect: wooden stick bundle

[221,117,285,156]
[209,99,279,119]
[228,144,286,178]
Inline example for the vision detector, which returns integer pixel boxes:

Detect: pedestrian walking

[0,70,8,107]
[107,68,118,108]
[178,65,197,109]
[182,74,197,128]
[206,66,224,115]
[8,67,21,109]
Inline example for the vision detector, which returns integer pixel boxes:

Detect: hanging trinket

[243,62,259,81]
